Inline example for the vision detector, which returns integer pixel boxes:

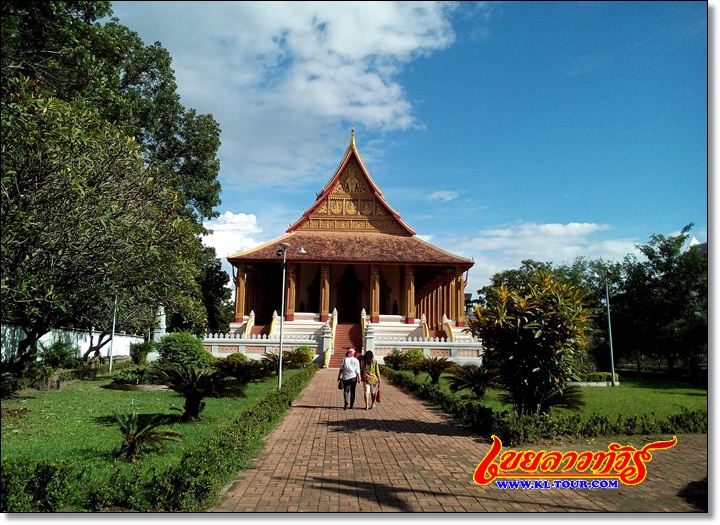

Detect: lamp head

[297,247,307,255]
[279,242,291,249]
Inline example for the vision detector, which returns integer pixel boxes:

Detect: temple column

[443,269,454,321]
[430,288,435,330]
[455,267,466,327]
[233,264,246,322]
[404,265,415,324]
[286,263,296,321]
[370,265,380,323]
[442,281,448,320]
[320,264,330,322]
[449,272,457,321]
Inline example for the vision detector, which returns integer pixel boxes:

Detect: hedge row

[381,367,707,447]
[1,365,318,512]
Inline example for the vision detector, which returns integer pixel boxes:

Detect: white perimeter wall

[1,325,143,362]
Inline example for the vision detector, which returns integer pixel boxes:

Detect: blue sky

[109,1,708,295]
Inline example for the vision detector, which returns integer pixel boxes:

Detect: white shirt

[340,356,361,380]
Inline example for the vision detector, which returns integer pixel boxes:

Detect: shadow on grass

[92,412,182,426]
[678,476,708,512]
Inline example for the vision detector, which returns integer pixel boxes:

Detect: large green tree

[612,225,707,379]
[1,77,204,371]
[1,2,227,366]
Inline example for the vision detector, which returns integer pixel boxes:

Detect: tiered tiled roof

[228,129,473,269]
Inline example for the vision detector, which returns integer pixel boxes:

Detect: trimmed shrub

[157,333,214,367]
[404,349,425,364]
[225,352,249,365]
[111,368,148,385]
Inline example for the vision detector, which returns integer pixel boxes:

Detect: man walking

[338,347,361,410]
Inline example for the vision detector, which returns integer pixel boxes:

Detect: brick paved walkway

[212,368,708,513]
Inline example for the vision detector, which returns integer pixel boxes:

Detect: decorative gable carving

[288,147,414,235]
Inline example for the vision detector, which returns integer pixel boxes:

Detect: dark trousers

[343,377,357,407]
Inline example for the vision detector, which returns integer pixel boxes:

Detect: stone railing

[364,324,484,365]
[203,332,324,365]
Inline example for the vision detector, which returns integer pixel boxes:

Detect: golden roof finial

[350,125,355,149]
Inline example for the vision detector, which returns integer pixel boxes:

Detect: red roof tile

[227,231,473,267]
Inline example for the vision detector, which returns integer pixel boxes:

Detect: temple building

[226,129,474,366]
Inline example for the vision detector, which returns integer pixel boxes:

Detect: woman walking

[361,350,381,409]
[338,348,361,410]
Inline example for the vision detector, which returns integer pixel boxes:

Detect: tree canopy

[611,225,707,380]
[1,77,204,370]
[1,1,222,222]
[1,2,228,369]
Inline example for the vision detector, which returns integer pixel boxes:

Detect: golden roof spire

[350,125,355,150]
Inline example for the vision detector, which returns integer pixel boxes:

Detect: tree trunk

[181,395,204,422]
[83,331,111,361]
[11,326,47,374]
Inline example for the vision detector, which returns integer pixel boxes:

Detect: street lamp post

[108,294,117,373]
[596,269,617,387]
[276,243,307,390]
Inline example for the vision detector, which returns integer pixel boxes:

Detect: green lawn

[399,371,707,419]
[1,368,304,469]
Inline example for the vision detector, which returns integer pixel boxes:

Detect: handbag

[376,388,382,403]
[338,379,343,390]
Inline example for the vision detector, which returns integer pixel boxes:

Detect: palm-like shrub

[116,412,182,462]
[383,349,408,371]
[446,364,500,399]
[261,351,292,373]
[214,358,273,384]
[417,356,453,384]
[129,341,156,366]
[38,340,80,369]
[531,384,586,413]
[149,361,243,422]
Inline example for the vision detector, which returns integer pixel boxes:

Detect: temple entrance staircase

[329,323,363,368]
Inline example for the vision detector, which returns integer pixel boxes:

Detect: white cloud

[427,190,459,201]
[436,222,641,295]
[202,211,263,258]
[111,1,457,186]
